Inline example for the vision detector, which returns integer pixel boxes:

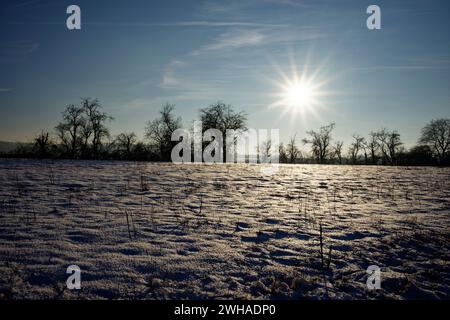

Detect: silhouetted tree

[55,99,112,159]
[406,145,434,166]
[286,135,300,164]
[55,104,85,158]
[145,103,182,161]
[278,143,288,163]
[259,139,272,163]
[82,98,113,159]
[349,134,365,164]
[132,142,154,161]
[418,118,450,165]
[333,141,344,164]
[199,102,247,162]
[200,102,247,134]
[33,131,52,158]
[115,132,137,160]
[366,132,380,164]
[302,123,335,164]
[375,129,403,165]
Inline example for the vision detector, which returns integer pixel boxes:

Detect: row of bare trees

[347,129,403,165]
[278,119,450,166]
[7,97,450,165]
[28,100,247,162]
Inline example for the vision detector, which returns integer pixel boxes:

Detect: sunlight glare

[284,80,316,109]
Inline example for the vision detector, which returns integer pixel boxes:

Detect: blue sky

[0,0,449,148]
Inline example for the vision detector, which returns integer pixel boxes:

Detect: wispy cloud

[0,41,39,63]
[350,59,450,72]
[360,65,450,71]
[11,20,289,29]
[5,0,55,11]
[0,20,287,28]
[192,29,267,55]
[269,0,310,7]
[154,21,287,28]
[9,0,43,9]
[0,88,13,92]
[191,27,326,56]
[202,0,309,13]
[156,58,235,104]
[201,0,311,18]
[160,60,191,88]
[120,98,155,110]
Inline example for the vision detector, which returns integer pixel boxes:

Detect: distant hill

[0,141,32,153]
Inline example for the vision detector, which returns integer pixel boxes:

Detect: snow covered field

[0,159,449,299]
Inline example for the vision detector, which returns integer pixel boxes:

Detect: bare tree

[259,139,272,163]
[115,132,137,160]
[376,129,403,165]
[333,141,344,164]
[387,131,403,165]
[55,104,85,158]
[82,98,113,159]
[33,131,52,158]
[362,143,368,164]
[200,102,247,133]
[199,102,247,162]
[302,123,335,164]
[348,134,366,164]
[366,132,379,165]
[79,115,92,158]
[278,143,288,163]
[286,135,300,164]
[408,145,434,165]
[419,118,450,164]
[145,103,182,161]
[55,99,112,159]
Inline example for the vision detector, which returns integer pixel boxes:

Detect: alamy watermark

[171,121,280,175]
[66,5,381,31]
[66,5,81,30]
[66,265,81,290]
[367,5,381,30]
[366,265,381,290]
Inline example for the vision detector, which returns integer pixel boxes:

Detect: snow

[0,159,449,299]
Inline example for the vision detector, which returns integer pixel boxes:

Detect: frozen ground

[0,159,449,299]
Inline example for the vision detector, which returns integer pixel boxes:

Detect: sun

[267,67,333,123]
[270,75,322,117]
[267,55,335,122]
[284,80,317,109]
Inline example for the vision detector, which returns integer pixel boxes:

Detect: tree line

[3,98,450,166]
[279,122,449,166]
